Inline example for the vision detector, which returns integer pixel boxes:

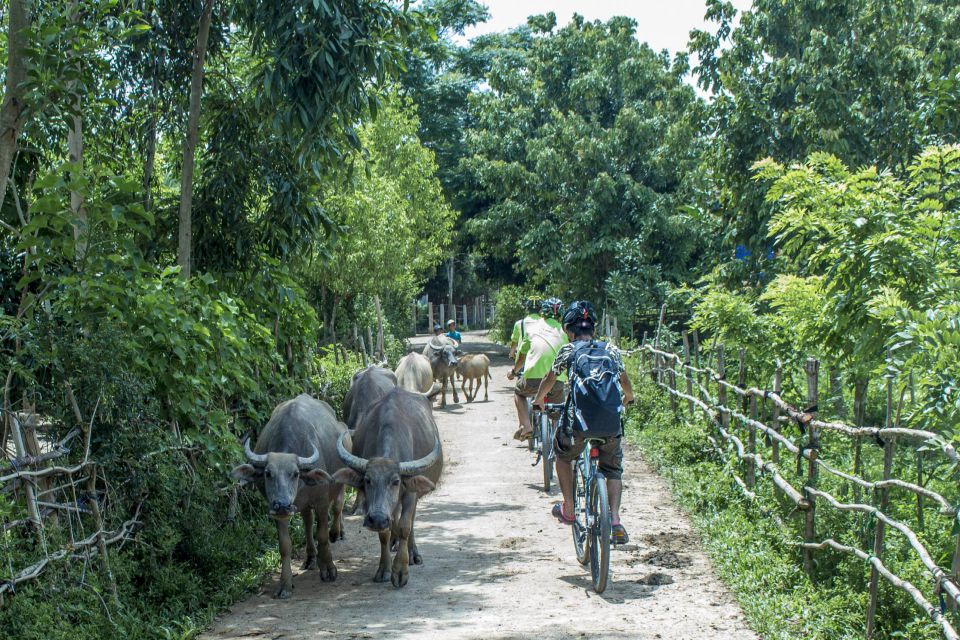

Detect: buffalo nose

[271,501,293,515]
[363,513,390,531]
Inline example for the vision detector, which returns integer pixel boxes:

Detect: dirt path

[202,332,757,640]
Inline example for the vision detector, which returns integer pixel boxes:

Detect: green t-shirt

[510,313,541,345]
[518,317,568,381]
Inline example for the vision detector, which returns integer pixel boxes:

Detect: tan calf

[456,353,491,402]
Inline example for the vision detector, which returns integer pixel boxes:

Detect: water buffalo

[333,388,443,588]
[395,352,433,393]
[422,336,459,407]
[231,394,348,598]
[343,366,397,430]
[457,353,491,402]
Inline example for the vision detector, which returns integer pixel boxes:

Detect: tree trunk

[447,257,454,322]
[0,0,30,216]
[177,0,216,280]
[68,1,87,257]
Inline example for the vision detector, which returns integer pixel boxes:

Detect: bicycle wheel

[588,473,612,594]
[571,458,589,565]
[540,414,553,492]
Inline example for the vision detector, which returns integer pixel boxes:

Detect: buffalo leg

[439,376,447,408]
[373,529,392,582]
[483,372,489,401]
[276,518,294,598]
[391,492,417,587]
[315,503,337,582]
[329,484,345,543]
[301,507,318,570]
[450,373,459,403]
[408,497,423,566]
[460,376,468,402]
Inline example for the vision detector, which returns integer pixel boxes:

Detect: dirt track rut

[202,332,757,640]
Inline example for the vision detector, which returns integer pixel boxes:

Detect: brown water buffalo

[457,353,491,402]
[231,394,348,598]
[395,352,434,393]
[343,366,396,430]
[422,336,459,407]
[333,388,443,588]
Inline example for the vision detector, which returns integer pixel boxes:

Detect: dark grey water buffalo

[231,394,348,598]
[333,388,443,588]
[343,366,397,430]
[394,352,434,393]
[422,336,459,407]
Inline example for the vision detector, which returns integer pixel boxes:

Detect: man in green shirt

[507,298,568,440]
[508,299,541,361]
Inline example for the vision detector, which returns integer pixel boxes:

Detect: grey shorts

[555,433,623,480]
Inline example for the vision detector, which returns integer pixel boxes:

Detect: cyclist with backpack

[533,300,634,544]
[508,298,567,441]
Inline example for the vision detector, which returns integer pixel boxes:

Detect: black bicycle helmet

[541,297,563,319]
[524,297,541,313]
[562,300,597,332]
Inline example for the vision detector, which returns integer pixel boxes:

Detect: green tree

[460,14,705,314]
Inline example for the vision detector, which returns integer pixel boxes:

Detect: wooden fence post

[853,377,868,505]
[737,348,747,411]
[771,361,782,465]
[86,464,118,604]
[10,413,41,528]
[358,335,369,367]
[747,393,758,488]
[866,360,896,638]
[692,329,702,402]
[682,331,694,416]
[412,300,418,336]
[802,357,820,576]
[668,355,678,414]
[716,345,728,435]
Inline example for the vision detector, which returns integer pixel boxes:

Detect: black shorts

[554,432,623,480]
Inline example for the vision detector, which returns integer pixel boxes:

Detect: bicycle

[528,403,558,492]
[544,403,611,593]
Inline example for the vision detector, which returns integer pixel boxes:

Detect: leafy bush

[488,285,541,344]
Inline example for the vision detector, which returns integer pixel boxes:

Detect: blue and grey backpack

[564,340,623,437]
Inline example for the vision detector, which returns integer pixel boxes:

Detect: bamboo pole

[866,365,896,638]
[803,357,820,576]
[682,331,694,416]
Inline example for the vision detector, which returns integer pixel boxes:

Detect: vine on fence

[639,319,960,640]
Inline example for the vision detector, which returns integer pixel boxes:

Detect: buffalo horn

[398,437,441,476]
[336,431,368,472]
[297,445,320,467]
[243,437,268,467]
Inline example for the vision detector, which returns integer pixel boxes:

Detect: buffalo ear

[331,468,363,488]
[231,464,261,482]
[302,468,332,485]
[403,475,436,497]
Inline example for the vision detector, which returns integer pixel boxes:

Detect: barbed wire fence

[0,387,140,609]
[630,311,960,640]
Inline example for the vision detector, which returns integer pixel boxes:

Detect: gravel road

[202,331,757,640]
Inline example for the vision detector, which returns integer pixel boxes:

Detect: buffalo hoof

[302,555,318,570]
[330,526,344,543]
[391,567,409,588]
[411,548,423,565]
[275,585,292,599]
[373,567,391,583]
[319,563,337,582]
